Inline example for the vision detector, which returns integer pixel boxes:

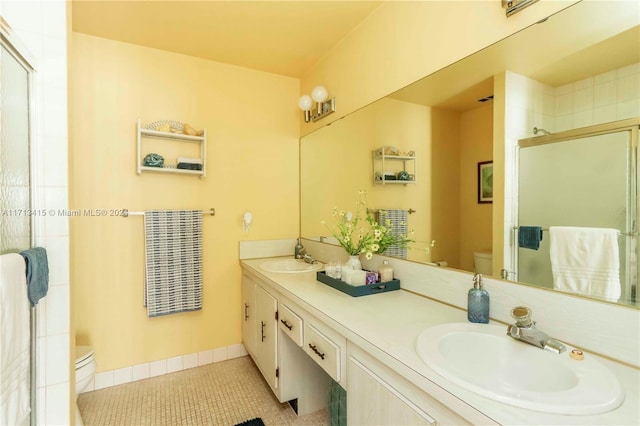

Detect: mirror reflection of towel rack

[512,226,636,237]
[368,208,416,214]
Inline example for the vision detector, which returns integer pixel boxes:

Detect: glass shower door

[518,128,637,304]
[0,42,32,253]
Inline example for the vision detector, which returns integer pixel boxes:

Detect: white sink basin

[259,259,322,273]
[416,322,624,415]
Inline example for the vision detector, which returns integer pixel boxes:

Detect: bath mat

[235,418,265,426]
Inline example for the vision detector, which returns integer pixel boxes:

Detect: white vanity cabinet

[241,272,280,395]
[303,322,345,383]
[278,303,303,346]
[241,270,331,413]
[241,273,257,357]
[255,285,279,390]
[347,344,473,426]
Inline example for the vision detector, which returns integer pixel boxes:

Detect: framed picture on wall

[478,161,493,204]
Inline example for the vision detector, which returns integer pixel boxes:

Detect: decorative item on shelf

[298,85,336,123]
[322,190,415,261]
[144,119,204,137]
[397,171,410,181]
[143,153,164,168]
[176,157,203,171]
[183,123,197,136]
[375,146,399,156]
[145,119,185,133]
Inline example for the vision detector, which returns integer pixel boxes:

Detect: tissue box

[316,271,400,297]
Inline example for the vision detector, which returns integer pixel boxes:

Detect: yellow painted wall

[69,33,299,371]
[300,1,575,271]
[300,1,575,134]
[430,109,461,268]
[459,103,494,271]
[300,98,432,262]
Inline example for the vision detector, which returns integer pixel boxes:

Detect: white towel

[0,254,31,425]
[549,226,621,302]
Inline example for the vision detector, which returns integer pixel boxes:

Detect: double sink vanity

[240,246,639,425]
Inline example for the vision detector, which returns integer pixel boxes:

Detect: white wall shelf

[372,148,416,185]
[136,118,207,177]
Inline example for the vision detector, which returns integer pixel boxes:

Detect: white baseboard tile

[113,366,133,386]
[198,349,213,366]
[84,344,247,393]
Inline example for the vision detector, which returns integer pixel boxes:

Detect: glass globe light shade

[311,86,328,102]
[298,95,312,111]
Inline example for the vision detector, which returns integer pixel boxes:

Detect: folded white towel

[177,157,202,165]
[0,254,31,425]
[549,226,621,302]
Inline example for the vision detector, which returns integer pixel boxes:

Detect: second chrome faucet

[506,306,566,354]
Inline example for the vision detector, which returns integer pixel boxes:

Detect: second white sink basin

[259,259,322,273]
[416,322,624,415]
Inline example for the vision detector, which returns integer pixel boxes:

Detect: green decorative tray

[316,271,400,297]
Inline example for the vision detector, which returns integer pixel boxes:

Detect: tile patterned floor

[78,355,329,426]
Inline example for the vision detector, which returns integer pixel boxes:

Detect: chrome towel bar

[122,208,215,217]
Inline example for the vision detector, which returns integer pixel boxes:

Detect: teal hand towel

[19,247,49,306]
[518,226,543,250]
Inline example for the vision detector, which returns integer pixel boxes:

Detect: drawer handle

[280,319,294,331]
[244,303,249,321]
[308,343,325,360]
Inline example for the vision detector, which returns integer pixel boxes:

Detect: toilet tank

[473,251,493,275]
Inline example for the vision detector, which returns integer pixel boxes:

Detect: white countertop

[241,257,640,425]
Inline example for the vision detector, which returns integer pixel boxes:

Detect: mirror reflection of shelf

[136,118,207,177]
[372,147,416,185]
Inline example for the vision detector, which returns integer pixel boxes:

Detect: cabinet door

[241,274,256,357]
[255,285,278,390]
[348,356,435,426]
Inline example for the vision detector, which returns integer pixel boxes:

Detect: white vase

[345,255,362,271]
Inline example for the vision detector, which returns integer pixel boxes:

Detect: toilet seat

[75,346,95,370]
[75,345,96,426]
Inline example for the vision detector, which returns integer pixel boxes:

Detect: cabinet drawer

[304,323,341,381]
[279,304,303,346]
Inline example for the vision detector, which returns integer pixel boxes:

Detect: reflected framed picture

[478,161,493,204]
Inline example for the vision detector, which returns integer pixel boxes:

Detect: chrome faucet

[302,253,317,264]
[506,306,566,354]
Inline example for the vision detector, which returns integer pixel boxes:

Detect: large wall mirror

[300,1,639,308]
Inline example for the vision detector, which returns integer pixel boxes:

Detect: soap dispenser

[468,273,489,324]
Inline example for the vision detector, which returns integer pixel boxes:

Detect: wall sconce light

[298,85,336,123]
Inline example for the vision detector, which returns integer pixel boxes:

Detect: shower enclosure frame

[514,117,639,305]
[1,17,39,426]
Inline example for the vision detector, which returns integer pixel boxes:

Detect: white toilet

[75,345,96,426]
[473,251,493,275]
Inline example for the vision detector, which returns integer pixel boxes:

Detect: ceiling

[71,0,382,78]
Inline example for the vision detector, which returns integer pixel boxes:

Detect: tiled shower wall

[502,62,640,277]
[554,62,640,131]
[1,1,70,425]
